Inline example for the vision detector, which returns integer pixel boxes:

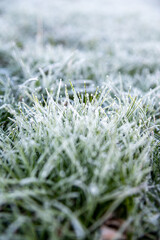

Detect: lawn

[0,0,160,239]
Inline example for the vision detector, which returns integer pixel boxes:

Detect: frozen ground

[0,0,160,94]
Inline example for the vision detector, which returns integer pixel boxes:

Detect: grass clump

[0,86,158,239]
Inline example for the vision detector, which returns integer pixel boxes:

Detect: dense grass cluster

[0,0,160,239]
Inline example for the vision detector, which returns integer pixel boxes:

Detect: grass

[0,0,160,239]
